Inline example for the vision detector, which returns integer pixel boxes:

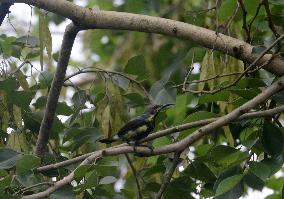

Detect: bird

[99,103,173,146]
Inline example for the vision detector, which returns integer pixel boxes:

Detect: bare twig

[263,0,281,50]
[222,2,240,34]
[11,61,32,75]
[35,23,80,157]
[15,182,54,196]
[248,2,263,41]
[155,152,181,199]
[182,66,194,92]
[187,6,216,15]
[237,0,251,42]
[64,67,154,103]
[125,154,142,199]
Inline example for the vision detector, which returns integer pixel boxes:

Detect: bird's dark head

[146,103,174,115]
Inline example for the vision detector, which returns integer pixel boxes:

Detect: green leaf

[38,10,52,68]
[25,49,40,59]
[16,155,40,174]
[72,90,88,110]
[183,111,216,124]
[164,176,193,199]
[74,165,92,179]
[63,127,101,151]
[38,71,54,89]
[33,96,73,115]
[249,161,271,181]
[23,111,65,138]
[244,172,264,190]
[206,145,249,168]
[236,77,266,88]
[144,182,160,192]
[272,89,284,104]
[262,121,284,156]
[266,176,284,192]
[153,136,171,147]
[184,161,216,182]
[229,88,260,100]
[252,45,267,55]
[239,127,259,148]
[265,194,282,199]
[75,170,97,192]
[144,164,165,177]
[0,148,22,169]
[269,0,284,5]
[13,36,40,48]
[195,144,214,156]
[153,82,176,105]
[0,77,18,92]
[8,91,35,110]
[99,176,117,185]
[50,185,75,199]
[111,74,129,91]
[124,55,146,80]
[9,62,29,90]
[218,0,238,21]
[0,174,12,194]
[198,91,230,104]
[261,156,283,177]
[124,93,145,107]
[215,174,243,196]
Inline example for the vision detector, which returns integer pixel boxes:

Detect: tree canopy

[0,0,284,198]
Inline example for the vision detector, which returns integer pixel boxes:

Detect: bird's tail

[99,135,119,144]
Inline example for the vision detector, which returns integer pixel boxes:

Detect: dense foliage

[0,0,284,198]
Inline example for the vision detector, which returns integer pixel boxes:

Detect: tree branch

[36,104,284,173]
[125,154,142,199]
[155,152,181,199]
[35,23,80,157]
[3,0,284,76]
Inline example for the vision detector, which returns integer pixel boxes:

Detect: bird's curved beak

[158,103,175,111]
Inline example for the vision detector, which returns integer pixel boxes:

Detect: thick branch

[155,152,181,199]
[2,0,284,76]
[35,23,80,157]
[36,105,284,172]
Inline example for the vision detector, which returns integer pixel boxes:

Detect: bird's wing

[117,115,146,137]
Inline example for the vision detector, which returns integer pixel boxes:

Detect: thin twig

[155,151,181,199]
[64,67,154,104]
[182,66,194,92]
[248,2,263,42]
[14,182,54,196]
[124,154,142,199]
[237,0,250,42]
[222,2,240,34]
[263,0,281,50]
[11,61,33,75]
